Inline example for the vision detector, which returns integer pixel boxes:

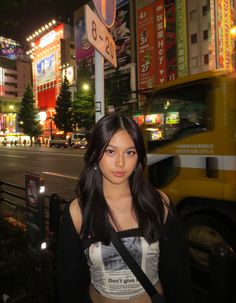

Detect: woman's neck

[103,180,130,200]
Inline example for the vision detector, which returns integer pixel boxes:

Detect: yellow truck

[142,70,236,267]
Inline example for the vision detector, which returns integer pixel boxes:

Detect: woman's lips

[112,171,125,177]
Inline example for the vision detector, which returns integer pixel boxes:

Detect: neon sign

[39,30,56,48]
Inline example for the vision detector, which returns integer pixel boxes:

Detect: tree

[54,76,73,137]
[18,84,42,145]
[77,60,94,92]
[72,60,95,130]
[105,69,130,111]
[73,90,95,130]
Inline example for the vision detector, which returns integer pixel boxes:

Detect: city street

[0,145,86,201]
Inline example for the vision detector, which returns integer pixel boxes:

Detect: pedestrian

[56,113,193,303]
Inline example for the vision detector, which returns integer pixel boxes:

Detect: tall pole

[95,50,105,123]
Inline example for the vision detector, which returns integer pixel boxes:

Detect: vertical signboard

[165,0,177,81]
[216,0,224,68]
[74,7,94,70]
[216,0,233,69]
[106,0,131,70]
[176,0,188,77]
[223,0,231,69]
[25,173,46,251]
[208,0,217,70]
[136,2,157,90]
[230,1,235,70]
[155,0,167,84]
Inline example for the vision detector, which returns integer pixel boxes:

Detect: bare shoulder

[69,198,82,234]
[157,190,170,223]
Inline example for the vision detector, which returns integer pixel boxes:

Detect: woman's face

[99,130,138,186]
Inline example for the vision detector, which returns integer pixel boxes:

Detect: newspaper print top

[85,232,160,299]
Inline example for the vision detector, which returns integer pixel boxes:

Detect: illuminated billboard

[74,8,94,68]
[145,113,163,124]
[216,0,234,69]
[0,36,24,60]
[36,53,56,86]
[62,66,74,85]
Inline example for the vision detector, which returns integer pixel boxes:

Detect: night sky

[0,0,89,44]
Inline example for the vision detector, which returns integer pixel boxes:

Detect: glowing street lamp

[82,83,90,92]
[230,25,236,71]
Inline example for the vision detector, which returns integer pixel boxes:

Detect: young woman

[56,113,193,303]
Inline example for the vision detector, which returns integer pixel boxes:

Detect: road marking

[0,148,85,157]
[0,153,26,158]
[42,171,78,180]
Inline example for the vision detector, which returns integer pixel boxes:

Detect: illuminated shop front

[27,20,75,139]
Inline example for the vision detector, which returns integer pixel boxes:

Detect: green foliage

[105,69,130,111]
[54,76,73,136]
[73,60,95,130]
[76,60,94,93]
[18,84,42,142]
[73,91,95,130]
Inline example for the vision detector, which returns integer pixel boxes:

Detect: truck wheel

[181,213,235,268]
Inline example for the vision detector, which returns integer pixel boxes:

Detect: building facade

[187,0,235,74]
[0,37,32,143]
[27,20,75,139]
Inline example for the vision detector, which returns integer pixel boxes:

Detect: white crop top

[84,228,160,300]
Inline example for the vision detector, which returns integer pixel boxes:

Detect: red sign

[137,3,157,90]
[93,0,116,28]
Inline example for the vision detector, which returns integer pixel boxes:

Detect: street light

[229,25,236,71]
[82,83,90,92]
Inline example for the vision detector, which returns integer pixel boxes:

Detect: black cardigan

[56,202,193,303]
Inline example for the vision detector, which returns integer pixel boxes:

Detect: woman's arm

[159,201,194,303]
[56,202,90,303]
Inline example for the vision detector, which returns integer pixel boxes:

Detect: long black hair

[77,113,165,244]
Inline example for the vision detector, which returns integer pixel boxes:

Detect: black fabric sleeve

[56,203,91,303]
[159,202,194,303]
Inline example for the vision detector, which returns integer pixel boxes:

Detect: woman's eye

[127,150,136,156]
[105,149,114,155]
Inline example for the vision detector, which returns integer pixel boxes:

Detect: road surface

[0,145,86,201]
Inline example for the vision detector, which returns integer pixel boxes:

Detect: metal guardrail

[0,180,59,303]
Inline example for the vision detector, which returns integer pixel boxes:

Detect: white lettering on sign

[85,5,117,68]
[155,2,166,84]
[39,30,56,48]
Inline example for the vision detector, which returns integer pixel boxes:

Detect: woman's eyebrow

[107,144,136,149]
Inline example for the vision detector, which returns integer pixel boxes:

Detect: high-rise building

[187,0,235,74]
[27,20,75,139]
[0,36,31,142]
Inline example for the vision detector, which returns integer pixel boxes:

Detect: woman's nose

[115,154,124,167]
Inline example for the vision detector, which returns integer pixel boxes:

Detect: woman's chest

[85,235,160,273]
